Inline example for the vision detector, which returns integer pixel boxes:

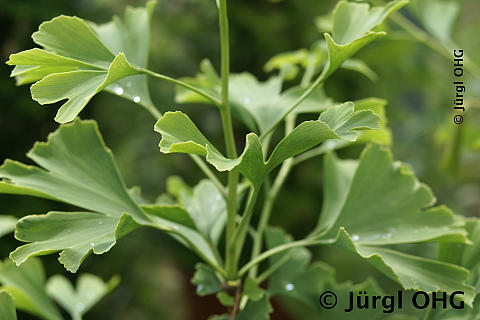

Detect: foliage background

[0,0,479,318]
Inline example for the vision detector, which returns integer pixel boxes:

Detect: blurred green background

[1,0,479,319]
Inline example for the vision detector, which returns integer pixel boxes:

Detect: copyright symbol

[319,291,337,309]
[454,115,463,124]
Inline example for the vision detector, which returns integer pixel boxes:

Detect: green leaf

[332,0,408,45]
[354,98,392,145]
[154,103,380,188]
[208,297,272,320]
[12,212,139,273]
[315,145,467,244]
[0,120,150,272]
[46,274,119,320]
[319,0,408,80]
[0,258,61,320]
[30,53,141,123]
[191,263,222,296]
[311,145,473,305]
[0,291,17,320]
[243,277,264,301]
[141,204,221,267]
[413,0,459,45]
[265,227,414,319]
[0,216,17,238]
[179,180,227,245]
[7,2,158,123]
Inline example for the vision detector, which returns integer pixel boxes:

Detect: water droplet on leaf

[351,234,359,241]
[113,85,124,95]
[133,96,141,103]
[76,303,85,312]
[90,242,95,247]
[285,283,295,291]
[244,97,251,105]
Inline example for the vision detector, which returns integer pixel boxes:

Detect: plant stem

[239,238,330,277]
[376,2,480,77]
[218,0,239,281]
[249,116,295,278]
[141,68,221,106]
[229,187,260,263]
[230,283,242,320]
[190,154,227,198]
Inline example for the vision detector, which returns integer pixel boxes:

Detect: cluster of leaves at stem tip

[1,0,479,319]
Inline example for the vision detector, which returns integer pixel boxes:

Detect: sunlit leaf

[0,216,17,239]
[7,1,158,123]
[0,258,61,320]
[46,274,119,320]
[155,103,379,187]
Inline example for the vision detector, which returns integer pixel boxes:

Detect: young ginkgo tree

[1,0,479,319]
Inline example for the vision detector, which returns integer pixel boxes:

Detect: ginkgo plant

[1,0,479,319]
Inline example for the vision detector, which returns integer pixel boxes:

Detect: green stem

[229,187,260,263]
[255,251,292,284]
[218,0,239,281]
[190,154,227,198]
[141,68,222,107]
[293,140,351,166]
[260,65,328,140]
[239,238,329,277]
[383,7,480,77]
[249,116,296,278]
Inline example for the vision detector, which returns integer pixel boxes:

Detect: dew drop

[285,283,295,292]
[133,96,141,103]
[126,81,133,87]
[244,97,251,105]
[351,234,360,241]
[76,303,85,312]
[173,226,179,231]
[99,221,103,225]
[113,85,124,95]
[90,242,95,247]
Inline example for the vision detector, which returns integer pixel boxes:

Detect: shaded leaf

[142,204,221,267]
[191,263,222,296]
[46,274,119,320]
[0,291,17,320]
[413,0,459,45]
[243,277,264,301]
[311,145,473,305]
[0,258,61,320]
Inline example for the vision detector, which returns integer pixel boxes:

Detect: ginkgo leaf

[30,53,142,123]
[141,205,221,267]
[7,2,158,123]
[174,1,405,134]
[0,120,150,272]
[46,274,119,320]
[412,0,459,45]
[11,212,139,273]
[154,103,380,188]
[0,291,17,320]
[0,120,224,272]
[308,145,473,305]
[314,146,468,244]
[191,263,222,296]
[0,258,62,320]
[0,216,17,238]
[178,180,227,245]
